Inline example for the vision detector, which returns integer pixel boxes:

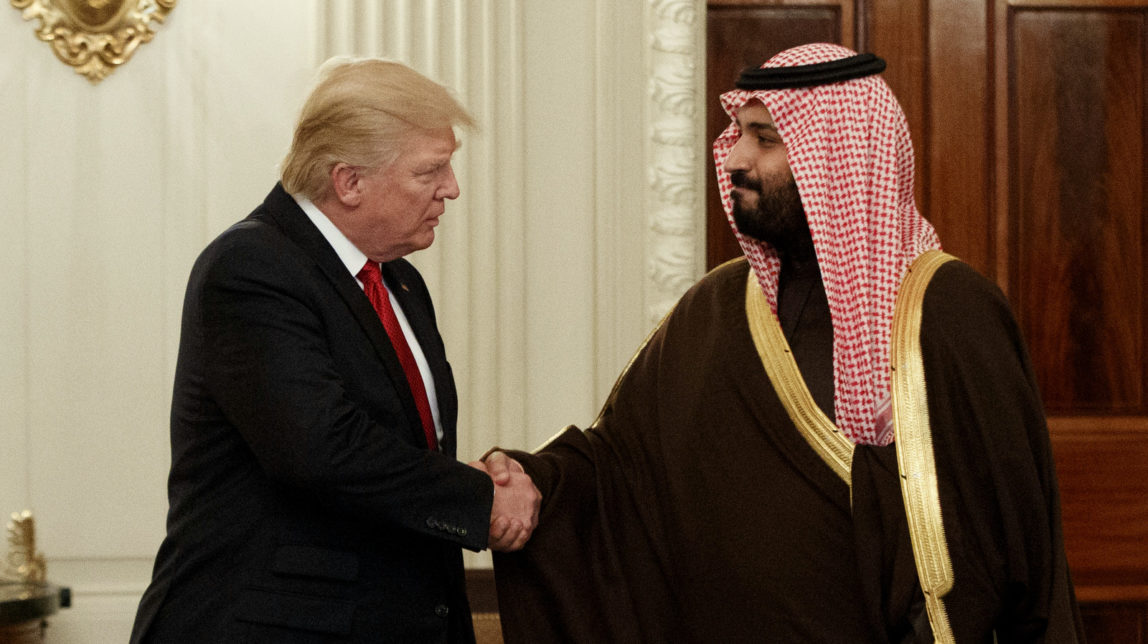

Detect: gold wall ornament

[5,511,47,585]
[10,0,177,84]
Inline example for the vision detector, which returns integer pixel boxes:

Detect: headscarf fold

[713,43,941,446]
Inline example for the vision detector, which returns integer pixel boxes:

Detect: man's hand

[469,452,541,552]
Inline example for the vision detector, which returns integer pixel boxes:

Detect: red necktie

[358,261,439,451]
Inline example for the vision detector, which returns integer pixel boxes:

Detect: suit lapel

[258,184,428,448]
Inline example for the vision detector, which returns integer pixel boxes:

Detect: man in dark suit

[130,57,540,643]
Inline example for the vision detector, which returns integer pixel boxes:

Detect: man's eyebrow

[740,120,778,134]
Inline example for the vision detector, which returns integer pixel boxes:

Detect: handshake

[469,451,541,552]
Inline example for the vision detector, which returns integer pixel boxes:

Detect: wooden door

[706,2,1148,640]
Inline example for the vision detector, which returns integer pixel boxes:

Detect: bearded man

[485,43,1084,643]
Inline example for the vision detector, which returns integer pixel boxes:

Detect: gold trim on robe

[745,250,959,642]
[745,270,853,483]
[890,249,957,644]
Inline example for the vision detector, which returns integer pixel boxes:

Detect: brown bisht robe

[493,257,1084,643]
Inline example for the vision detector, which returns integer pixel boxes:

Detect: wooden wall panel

[705,3,848,269]
[1010,7,1148,641]
[1079,601,1148,644]
[1051,421,1148,589]
[927,0,994,275]
[866,0,928,217]
[869,1,996,275]
[1011,8,1146,413]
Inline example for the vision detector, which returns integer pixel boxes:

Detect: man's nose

[440,165,461,200]
[723,137,750,174]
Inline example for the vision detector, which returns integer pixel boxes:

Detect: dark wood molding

[466,568,499,614]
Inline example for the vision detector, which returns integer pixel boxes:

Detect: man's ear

[329,163,363,208]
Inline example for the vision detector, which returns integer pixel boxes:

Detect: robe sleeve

[917,261,1085,642]
[492,314,689,644]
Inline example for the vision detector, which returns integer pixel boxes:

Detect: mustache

[729,170,761,192]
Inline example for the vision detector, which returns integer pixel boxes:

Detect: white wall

[0,1,706,641]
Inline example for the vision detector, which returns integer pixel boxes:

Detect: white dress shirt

[293,195,443,443]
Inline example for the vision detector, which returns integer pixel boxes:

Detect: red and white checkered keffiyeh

[714,43,941,446]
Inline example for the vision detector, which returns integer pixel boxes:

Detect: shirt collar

[292,194,370,280]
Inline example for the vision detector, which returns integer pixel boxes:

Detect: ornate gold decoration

[10,0,177,84]
[5,511,47,584]
[890,249,958,644]
[745,266,853,484]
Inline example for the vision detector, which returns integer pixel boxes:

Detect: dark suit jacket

[131,183,494,643]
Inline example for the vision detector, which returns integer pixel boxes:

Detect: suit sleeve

[192,227,492,551]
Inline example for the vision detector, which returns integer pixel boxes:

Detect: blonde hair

[281,57,476,202]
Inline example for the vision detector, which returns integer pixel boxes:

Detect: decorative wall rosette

[11,0,176,83]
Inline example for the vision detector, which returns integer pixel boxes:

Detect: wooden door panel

[1009,9,1148,626]
[1080,601,1148,644]
[1012,8,1146,412]
[1051,421,1148,588]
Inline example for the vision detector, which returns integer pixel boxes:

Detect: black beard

[730,172,814,262]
